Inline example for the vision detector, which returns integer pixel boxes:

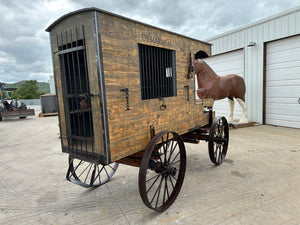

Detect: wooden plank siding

[47,8,213,164]
[98,12,212,161]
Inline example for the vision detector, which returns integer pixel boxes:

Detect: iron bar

[57,46,85,55]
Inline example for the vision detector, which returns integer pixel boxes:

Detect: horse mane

[195,59,219,79]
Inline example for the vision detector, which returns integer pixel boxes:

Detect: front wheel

[139,131,186,212]
[208,116,229,165]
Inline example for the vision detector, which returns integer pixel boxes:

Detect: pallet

[229,120,257,129]
[39,112,58,117]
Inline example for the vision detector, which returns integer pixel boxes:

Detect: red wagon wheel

[67,155,119,188]
[139,131,186,212]
[208,116,229,165]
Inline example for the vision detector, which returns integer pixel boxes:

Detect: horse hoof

[227,117,234,123]
[239,119,249,124]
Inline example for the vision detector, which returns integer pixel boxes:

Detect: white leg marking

[236,98,249,123]
[227,98,234,123]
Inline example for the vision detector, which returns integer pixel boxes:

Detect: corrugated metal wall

[206,6,300,123]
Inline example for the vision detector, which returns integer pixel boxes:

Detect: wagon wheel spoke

[208,116,229,165]
[139,131,186,212]
[67,155,119,188]
[146,174,161,193]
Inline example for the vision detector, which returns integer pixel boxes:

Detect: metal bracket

[150,125,155,139]
[187,52,194,79]
[120,88,130,111]
[184,85,190,101]
[79,93,100,97]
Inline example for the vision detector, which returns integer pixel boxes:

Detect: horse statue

[195,59,249,123]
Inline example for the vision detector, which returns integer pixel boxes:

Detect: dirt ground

[0,110,300,225]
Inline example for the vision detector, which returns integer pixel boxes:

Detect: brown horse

[195,59,248,123]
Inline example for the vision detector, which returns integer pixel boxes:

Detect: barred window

[138,44,177,100]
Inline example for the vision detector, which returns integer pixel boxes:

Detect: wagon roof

[45,7,211,46]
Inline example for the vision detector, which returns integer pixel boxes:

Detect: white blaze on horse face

[227,98,234,123]
[236,98,249,123]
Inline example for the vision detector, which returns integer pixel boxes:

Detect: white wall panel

[297,11,300,33]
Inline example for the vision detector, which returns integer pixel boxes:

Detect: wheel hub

[165,166,177,177]
[153,162,177,177]
[215,135,224,144]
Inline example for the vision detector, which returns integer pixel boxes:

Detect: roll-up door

[266,35,300,128]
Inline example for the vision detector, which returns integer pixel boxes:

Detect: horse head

[195,59,217,76]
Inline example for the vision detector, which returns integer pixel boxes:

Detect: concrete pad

[0,112,300,225]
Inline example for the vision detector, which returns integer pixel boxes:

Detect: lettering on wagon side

[141,33,172,47]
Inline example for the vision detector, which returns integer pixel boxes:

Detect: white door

[266,35,300,128]
[197,49,244,119]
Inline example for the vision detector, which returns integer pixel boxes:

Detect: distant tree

[17,80,41,99]
[8,91,15,99]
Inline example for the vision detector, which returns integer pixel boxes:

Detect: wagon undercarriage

[65,113,229,212]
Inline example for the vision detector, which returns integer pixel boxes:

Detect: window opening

[138,44,176,100]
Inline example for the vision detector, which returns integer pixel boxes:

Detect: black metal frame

[57,26,98,161]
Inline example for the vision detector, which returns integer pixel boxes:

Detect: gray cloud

[0,0,299,83]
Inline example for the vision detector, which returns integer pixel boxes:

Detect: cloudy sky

[0,0,299,83]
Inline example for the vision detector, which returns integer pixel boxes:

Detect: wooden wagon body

[47,8,213,164]
[46,8,228,212]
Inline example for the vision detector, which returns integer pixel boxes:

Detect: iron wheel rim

[67,156,119,188]
[139,131,186,212]
[208,116,229,165]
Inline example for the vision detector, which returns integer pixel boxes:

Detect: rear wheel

[208,116,229,165]
[67,156,119,188]
[139,131,186,212]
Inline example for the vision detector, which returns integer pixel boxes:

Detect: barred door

[57,27,95,158]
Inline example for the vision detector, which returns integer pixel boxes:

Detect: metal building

[205,6,300,128]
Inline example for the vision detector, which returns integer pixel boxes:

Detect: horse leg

[236,98,249,123]
[227,97,234,123]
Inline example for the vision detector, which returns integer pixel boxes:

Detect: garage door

[266,35,300,129]
[197,49,244,118]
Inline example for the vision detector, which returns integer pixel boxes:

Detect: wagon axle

[151,161,177,177]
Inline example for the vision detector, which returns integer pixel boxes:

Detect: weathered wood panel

[48,8,213,164]
[99,12,212,162]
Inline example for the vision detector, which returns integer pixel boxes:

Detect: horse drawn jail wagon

[46,8,229,212]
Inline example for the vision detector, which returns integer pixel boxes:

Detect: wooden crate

[46,8,213,164]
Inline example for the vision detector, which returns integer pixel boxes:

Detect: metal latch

[120,88,130,111]
[184,85,190,101]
